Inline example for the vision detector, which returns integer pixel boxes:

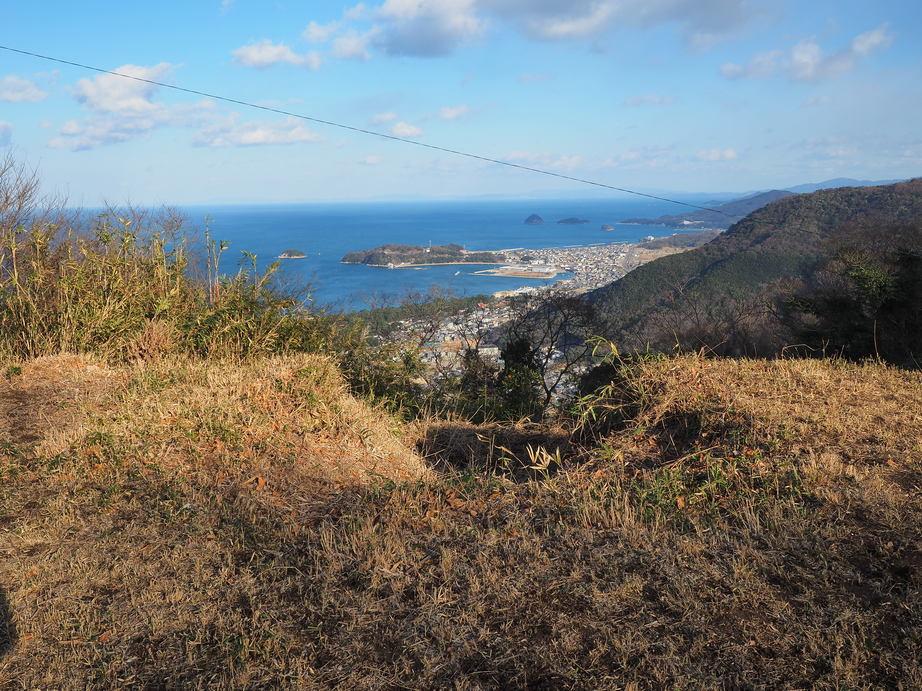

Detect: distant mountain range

[589,179,922,352]
[620,178,907,229]
[621,190,794,228]
[784,177,906,194]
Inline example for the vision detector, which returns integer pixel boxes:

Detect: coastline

[339,229,721,307]
[342,260,508,268]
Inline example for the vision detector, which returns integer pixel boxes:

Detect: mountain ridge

[588,178,922,353]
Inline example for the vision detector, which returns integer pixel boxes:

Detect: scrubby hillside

[1,353,919,687]
[589,179,922,353]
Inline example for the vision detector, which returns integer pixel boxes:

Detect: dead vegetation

[0,352,919,688]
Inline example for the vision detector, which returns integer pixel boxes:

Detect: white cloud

[0,122,11,147]
[391,121,423,137]
[74,63,172,113]
[852,24,893,57]
[696,147,737,161]
[331,30,378,59]
[438,104,470,120]
[0,75,48,103]
[49,100,214,151]
[232,40,322,69]
[291,0,754,62]
[304,20,341,43]
[794,137,859,161]
[720,49,782,79]
[623,93,674,107]
[361,154,383,165]
[49,116,158,151]
[220,0,234,14]
[51,65,221,151]
[344,3,368,20]
[196,116,321,147]
[484,0,753,44]
[375,0,485,56]
[600,145,675,169]
[722,24,893,82]
[371,111,398,124]
[506,150,584,171]
[515,2,617,40]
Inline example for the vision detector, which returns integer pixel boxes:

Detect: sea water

[187,197,701,311]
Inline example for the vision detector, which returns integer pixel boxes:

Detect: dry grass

[0,354,919,687]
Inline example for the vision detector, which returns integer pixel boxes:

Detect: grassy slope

[590,179,922,344]
[1,353,920,687]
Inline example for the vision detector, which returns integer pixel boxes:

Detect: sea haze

[188,198,702,310]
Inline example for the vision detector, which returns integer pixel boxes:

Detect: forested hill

[621,189,794,228]
[587,179,922,352]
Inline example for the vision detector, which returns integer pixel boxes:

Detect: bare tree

[502,289,601,410]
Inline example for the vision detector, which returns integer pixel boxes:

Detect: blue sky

[2,1,920,204]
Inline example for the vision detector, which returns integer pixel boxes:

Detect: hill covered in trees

[342,243,503,266]
[589,179,922,358]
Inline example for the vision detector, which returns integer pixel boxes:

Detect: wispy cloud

[371,111,398,124]
[0,75,48,103]
[623,93,674,107]
[195,116,321,147]
[232,40,322,70]
[721,24,894,82]
[49,63,316,152]
[304,20,341,43]
[49,63,216,151]
[506,150,584,171]
[331,29,378,59]
[391,121,423,138]
[600,145,676,170]
[438,104,470,120]
[0,122,11,147]
[696,147,738,162]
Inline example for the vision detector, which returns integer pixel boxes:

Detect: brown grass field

[1,353,920,688]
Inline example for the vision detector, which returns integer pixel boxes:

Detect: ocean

[187,197,697,311]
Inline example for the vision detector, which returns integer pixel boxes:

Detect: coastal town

[378,230,722,377]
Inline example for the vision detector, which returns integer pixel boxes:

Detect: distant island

[278,249,306,259]
[524,214,544,225]
[558,217,590,225]
[342,243,504,267]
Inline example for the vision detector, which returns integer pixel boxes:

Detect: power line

[0,44,730,217]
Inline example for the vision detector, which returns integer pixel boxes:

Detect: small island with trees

[278,249,306,259]
[341,243,504,267]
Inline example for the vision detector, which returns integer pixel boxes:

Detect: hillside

[1,352,919,687]
[589,179,922,352]
[622,189,794,228]
[0,156,920,687]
